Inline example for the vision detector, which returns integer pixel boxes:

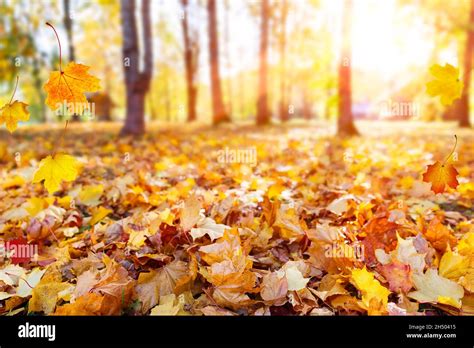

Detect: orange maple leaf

[43,23,100,114]
[422,135,459,194]
[424,217,457,252]
[44,62,100,113]
[422,161,459,194]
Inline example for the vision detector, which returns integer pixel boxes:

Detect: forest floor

[0,120,473,316]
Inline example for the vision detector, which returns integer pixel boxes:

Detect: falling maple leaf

[426,63,463,106]
[422,161,459,194]
[32,153,79,194]
[0,100,30,133]
[0,76,29,133]
[422,135,459,193]
[44,62,100,114]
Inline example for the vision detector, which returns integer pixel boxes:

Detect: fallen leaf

[33,153,79,194]
[351,266,390,315]
[408,268,464,308]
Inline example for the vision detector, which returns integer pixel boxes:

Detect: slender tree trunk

[224,0,233,117]
[207,0,229,125]
[303,89,312,120]
[256,0,270,125]
[337,0,358,136]
[279,0,289,122]
[325,80,332,120]
[32,56,46,122]
[181,0,198,122]
[63,0,81,122]
[120,0,153,135]
[239,69,245,119]
[164,70,171,122]
[63,0,75,62]
[458,0,474,127]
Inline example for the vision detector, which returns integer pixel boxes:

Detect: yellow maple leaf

[351,266,390,314]
[458,232,474,256]
[0,100,29,133]
[26,197,54,217]
[33,153,79,194]
[44,62,100,113]
[408,268,464,308]
[150,293,190,316]
[2,175,25,189]
[78,184,104,206]
[29,266,73,314]
[439,249,469,280]
[426,63,463,106]
[89,206,112,226]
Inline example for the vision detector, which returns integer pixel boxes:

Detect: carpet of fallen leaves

[0,121,473,316]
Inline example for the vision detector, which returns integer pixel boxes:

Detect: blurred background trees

[0,0,473,134]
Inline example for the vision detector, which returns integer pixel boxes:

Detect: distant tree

[207,0,229,125]
[181,0,199,122]
[223,0,233,117]
[278,0,289,122]
[337,0,358,136]
[457,0,474,127]
[256,0,270,125]
[63,0,75,62]
[120,0,153,135]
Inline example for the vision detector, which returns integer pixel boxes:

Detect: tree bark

[63,0,75,62]
[63,0,81,122]
[208,0,229,125]
[256,0,270,126]
[120,0,153,135]
[224,0,233,117]
[458,0,474,128]
[337,0,359,136]
[181,0,199,122]
[279,0,289,122]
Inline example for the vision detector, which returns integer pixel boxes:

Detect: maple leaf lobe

[422,161,459,194]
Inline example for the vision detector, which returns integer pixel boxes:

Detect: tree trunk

[224,0,232,117]
[256,0,270,126]
[208,0,229,125]
[63,0,81,122]
[458,0,474,128]
[181,0,199,122]
[279,0,289,122]
[337,0,359,136]
[32,56,46,122]
[120,0,153,135]
[63,0,75,62]
[302,89,312,120]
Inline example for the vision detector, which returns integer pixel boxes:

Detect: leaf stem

[8,76,19,105]
[442,135,458,166]
[46,22,62,72]
[52,119,69,157]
